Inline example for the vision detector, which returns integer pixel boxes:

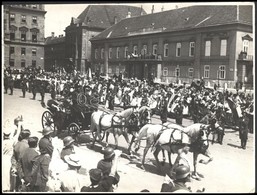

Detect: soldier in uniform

[4,72,9,94]
[20,76,28,98]
[8,74,15,95]
[174,100,184,125]
[159,94,168,124]
[239,111,249,149]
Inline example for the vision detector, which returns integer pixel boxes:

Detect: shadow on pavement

[227,143,241,149]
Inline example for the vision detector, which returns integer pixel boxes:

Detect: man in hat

[11,129,31,191]
[81,150,122,192]
[58,154,82,192]
[30,138,52,192]
[161,165,192,192]
[38,126,54,157]
[60,136,75,161]
[20,76,28,98]
[20,136,39,191]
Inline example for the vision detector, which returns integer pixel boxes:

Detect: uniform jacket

[21,148,39,183]
[39,136,54,157]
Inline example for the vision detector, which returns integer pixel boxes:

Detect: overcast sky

[44,2,250,37]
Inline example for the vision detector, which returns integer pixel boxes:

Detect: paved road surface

[3,89,255,192]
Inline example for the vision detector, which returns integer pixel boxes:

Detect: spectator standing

[30,140,52,192]
[11,129,31,191]
[60,136,75,161]
[58,154,82,192]
[161,165,192,192]
[81,150,122,192]
[20,137,39,191]
[38,127,54,157]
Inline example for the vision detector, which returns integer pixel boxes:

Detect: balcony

[238,51,253,61]
[126,53,162,61]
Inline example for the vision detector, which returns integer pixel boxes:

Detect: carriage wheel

[68,123,81,142]
[42,111,56,132]
[91,130,105,142]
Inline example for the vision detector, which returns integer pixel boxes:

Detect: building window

[10,59,15,67]
[188,68,194,78]
[133,45,138,55]
[164,43,169,57]
[205,40,211,56]
[101,48,104,59]
[95,49,98,59]
[32,60,36,67]
[21,31,26,41]
[142,45,147,56]
[32,4,37,9]
[21,60,26,68]
[10,47,15,55]
[175,66,180,77]
[243,40,249,53]
[32,32,37,42]
[176,42,181,57]
[21,48,26,55]
[21,15,26,23]
[152,44,157,55]
[189,42,195,57]
[124,46,128,58]
[10,30,15,40]
[204,65,210,78]
[32,16,37,24]
[108,48,112,59]
[218,65,226,79]
[116,47,120,59]
[32,48,37,56]
[220,39,227,56]
[163,67,168,76]
[10,13,15,22]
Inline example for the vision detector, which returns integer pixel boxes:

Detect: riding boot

[241,140,244,149]
[243,140,247,149]
[218,133,224,145]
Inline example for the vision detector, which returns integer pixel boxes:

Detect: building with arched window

[91,5,253,89]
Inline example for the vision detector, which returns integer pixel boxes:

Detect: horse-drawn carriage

[41,95,100,141]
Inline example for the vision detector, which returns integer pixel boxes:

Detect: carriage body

[42,98,95,139]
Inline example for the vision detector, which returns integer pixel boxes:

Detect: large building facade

[44,32,65,72]
[64,5,146,73]
[90,5,253,89]
[3,4,46,69]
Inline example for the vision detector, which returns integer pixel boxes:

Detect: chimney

[140,5,144,15]
[114,16,117,24]
[126,8,131,18]
[151,5,154,13]
[51,32,55,39]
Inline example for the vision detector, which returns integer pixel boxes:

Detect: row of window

[9,31,38,42]
[10,13,38,24]
[9,47,37,56]
[13,4,39,9]
[94,39,229,60]
[163,65,226,79]
[9,59,36,67]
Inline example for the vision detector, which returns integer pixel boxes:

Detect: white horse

[90,107,139,149]
[133,123,213,180]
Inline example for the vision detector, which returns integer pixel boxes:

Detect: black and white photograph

[2,2,255,193]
